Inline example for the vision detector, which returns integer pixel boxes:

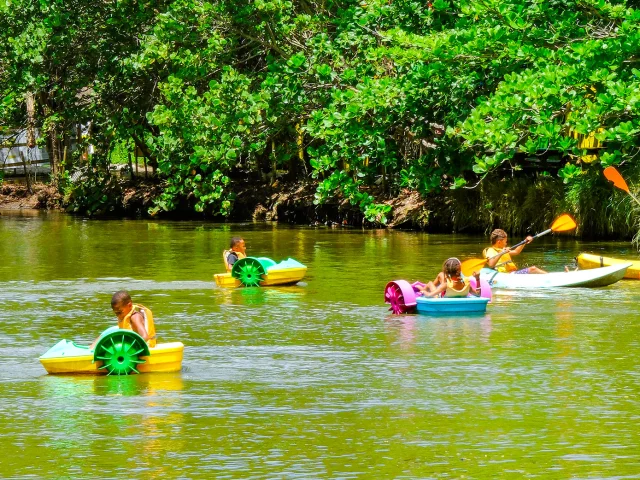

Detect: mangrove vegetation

[2,0,640,236]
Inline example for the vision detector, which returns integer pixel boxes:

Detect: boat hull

[479,263,631,289]
[415,296,489,315]
[577,253,640,280]
[40,341,184,375]
[215,257,307,288]
[214,267,307,287]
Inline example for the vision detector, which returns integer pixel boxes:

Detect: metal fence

[0,129,50,178]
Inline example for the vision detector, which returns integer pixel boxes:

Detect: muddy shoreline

[0,180,442,230]
[0,179,636,239]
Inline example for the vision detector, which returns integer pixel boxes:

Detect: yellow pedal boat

[214,256,307,287]
[40,327,184,375]
[576,252,640,280]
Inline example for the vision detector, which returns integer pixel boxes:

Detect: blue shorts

[513,267,530,274]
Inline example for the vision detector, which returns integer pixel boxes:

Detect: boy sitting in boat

[91,291,157,348]
[484,229,547,274]
[419,258,482,298]
[224,236,247,271]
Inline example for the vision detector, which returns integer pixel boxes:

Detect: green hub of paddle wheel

[93,329,150,376]
[231,257,267,287]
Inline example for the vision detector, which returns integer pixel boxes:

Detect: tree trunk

[289,122,307,180]
[25,93,36,149]
[19,151,32,194]
[271,139,277,185]
[49,122,59,177]
[128,150,134,180]
[131,132,156,166]
[41,92,60,179]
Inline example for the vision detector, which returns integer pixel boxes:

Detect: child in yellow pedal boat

[92,291,157,348]
[419,258,482,298]
[484,229,547,274]
[223,236,247,272]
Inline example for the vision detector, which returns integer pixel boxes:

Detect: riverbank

[0,176,636,239]
[0,180,467,231]
[0,184,59,210]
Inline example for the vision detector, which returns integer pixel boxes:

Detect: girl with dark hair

[419,258,482,298]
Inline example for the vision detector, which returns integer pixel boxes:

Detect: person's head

[230,236,246,254]
[442,257,462,278]
[490,229,508,247]
[111,290,133,321]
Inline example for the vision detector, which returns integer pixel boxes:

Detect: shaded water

[2,210,640,478]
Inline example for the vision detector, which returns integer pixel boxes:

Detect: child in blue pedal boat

[419,257,481,298]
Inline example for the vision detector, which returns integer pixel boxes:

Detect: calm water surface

[2,210,640,478]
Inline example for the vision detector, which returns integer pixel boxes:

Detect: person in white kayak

[483,229,547,274]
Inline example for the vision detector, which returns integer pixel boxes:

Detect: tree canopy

[1,0,639,222]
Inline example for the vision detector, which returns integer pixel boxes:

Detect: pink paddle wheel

[384,280,418,314]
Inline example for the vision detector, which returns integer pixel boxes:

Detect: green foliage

[109,142,130,165]
[2,0,640,227]
[59,168,122,216]
[456,2,640,181]
[558,163,584,184]
[562,169,635,238]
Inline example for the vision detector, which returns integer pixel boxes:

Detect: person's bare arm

[424,282,447,298]
[433,272,445,286]
[510,236,533,256]
[470,272,481,296]
[129,312,150,341]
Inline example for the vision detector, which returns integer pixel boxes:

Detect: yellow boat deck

[40,342,184,375]
[214,267,307,287]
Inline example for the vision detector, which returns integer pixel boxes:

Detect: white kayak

[479,263,631,289]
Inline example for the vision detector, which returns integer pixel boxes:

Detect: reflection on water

[40,372,183,397]
[384,315,418,353]
[384,313,494,355]
[2,215,640,477]
[216,284,308,307]
[35,374,185,478]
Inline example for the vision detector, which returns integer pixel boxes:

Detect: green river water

[2,210,640,479]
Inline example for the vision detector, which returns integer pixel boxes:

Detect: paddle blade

[604,166,630,194]
[550,214,577,233]
[461,258,487,277]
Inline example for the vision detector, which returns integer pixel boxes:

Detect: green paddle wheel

[231,257,267,287]
[93,329,150,375]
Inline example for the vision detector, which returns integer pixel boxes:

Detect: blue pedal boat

[385,279,491,315]
[415,296,489,315]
